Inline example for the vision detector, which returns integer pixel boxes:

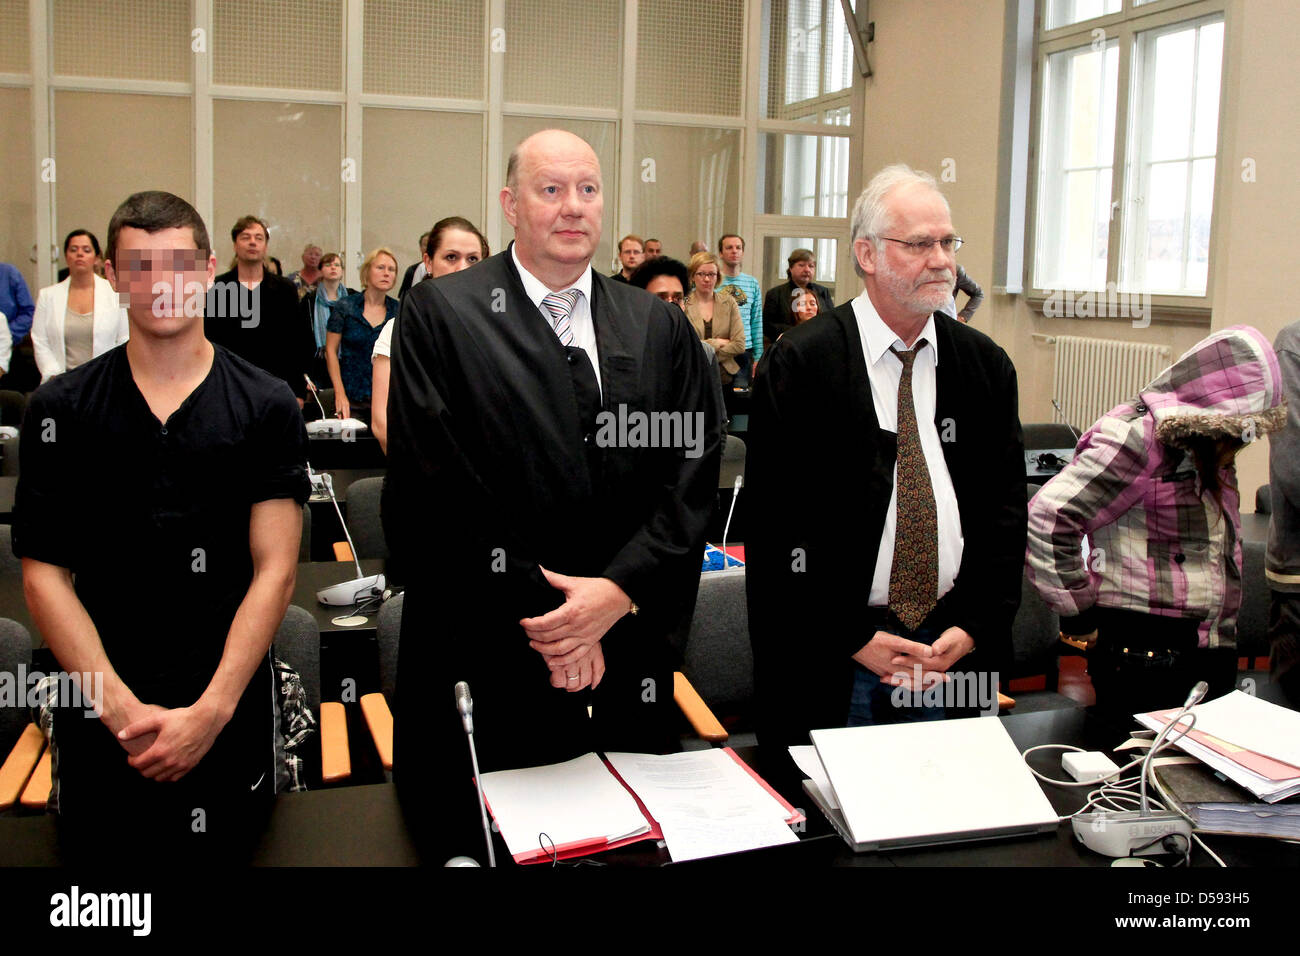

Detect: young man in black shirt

[14,191,309,860]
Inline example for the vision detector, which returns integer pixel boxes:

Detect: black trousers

[1089,608,1238,717]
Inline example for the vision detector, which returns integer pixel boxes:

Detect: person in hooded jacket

[1026,325,1287,718]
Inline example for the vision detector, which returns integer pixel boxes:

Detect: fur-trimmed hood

[1138,325,1286,451]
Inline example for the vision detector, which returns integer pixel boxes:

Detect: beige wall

[860,0,1299,511]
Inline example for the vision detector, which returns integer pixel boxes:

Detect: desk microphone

[719,475,743,569]
[310,465,387,606]
[1050,399,1081,443]
[454,681,496,868]
[304,374,329,420]
[1070,680,1203,858]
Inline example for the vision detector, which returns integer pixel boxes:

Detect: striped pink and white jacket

[1026,326,1286,649]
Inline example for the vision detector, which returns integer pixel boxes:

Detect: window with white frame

[1032,0,1225,300]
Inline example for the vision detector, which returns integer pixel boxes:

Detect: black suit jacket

[205,269,311,399]
[745,302,1027,751]
[384,247,721,818]
[762,280,836,346]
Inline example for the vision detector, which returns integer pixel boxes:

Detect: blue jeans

[847,624,947,727]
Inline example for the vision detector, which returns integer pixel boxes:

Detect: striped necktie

[888,338,938,631]
[541,289,580,346]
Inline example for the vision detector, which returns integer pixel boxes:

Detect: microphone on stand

[310,465,386,606]
[451,681,496,868]
[720,475,743,569]
[304,373,329,420]
[1050,399,1082,443]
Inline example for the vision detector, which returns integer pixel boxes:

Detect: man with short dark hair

[611,234,644,282]
[386,130,720,858]
[205,216,311,405]
[746,166,1025,753]
[643,238,662,260]
[15,190,309,860]
[717,234,762,387]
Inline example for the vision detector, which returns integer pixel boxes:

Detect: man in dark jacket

[746,165,1026,755]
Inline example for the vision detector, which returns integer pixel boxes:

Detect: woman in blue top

[326,246,399,423]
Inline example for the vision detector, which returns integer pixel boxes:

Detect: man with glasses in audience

[610,234,644,283]
[746,165,1026,754]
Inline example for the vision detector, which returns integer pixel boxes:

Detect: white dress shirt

[851,289,964,609]
[511,245,601,395]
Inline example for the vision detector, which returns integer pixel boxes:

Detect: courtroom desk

[0,474,15,521]
[1026,447,1074,486]
[291,559,386,703]
[307,432,385,469]
[2,708,1295,868]
[292,559,387,639]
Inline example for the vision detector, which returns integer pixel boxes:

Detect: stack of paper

[1137,691,1300,803]
[479,749,802,864]
[605,749,800,862]
[479,753,653,862]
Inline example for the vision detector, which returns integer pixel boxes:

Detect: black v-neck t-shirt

[13,344,310,704]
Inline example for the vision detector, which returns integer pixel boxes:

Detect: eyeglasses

[878,236,964,255]
[694,271,719,280]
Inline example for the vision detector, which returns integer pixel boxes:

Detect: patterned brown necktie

[888,339,937,631]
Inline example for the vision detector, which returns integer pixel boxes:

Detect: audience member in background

[15,190,307,863]
[717,233,762,387]
[630,255,726,432]
[0,310,10,377]
[266,256,283,276]
[206,215,311,407]
[31,230,129,383]
[792,287,820,323]
[1027,326,1285,720]
[643,238,662,259]
[611,234,644,282]
[0,261,38,391]
[944,264,984,323]
[325,247,398,424]
[300,251,350,391]
[747,165,1025,750]
[0,261,35,343]
[398,231,431,299]
[1267,319,1300,708]
[288,243,322,299]
[688,240,708,256]
[762,247,834,347]
[685,251,746,387]
[371,217,488,452]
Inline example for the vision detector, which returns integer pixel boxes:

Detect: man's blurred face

[619,239,644,274]
[303,246,322,268]
[644,240,662,259]
[500,131,603,284]
[234,224,267,265]
[107,225,215,333]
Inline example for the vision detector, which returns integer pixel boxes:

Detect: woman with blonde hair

[684,251,746,386]
[325,247,399,423]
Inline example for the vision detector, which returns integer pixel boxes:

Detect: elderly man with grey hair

[745,164,1027,754]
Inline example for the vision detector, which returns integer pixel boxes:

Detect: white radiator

[1050,335,1171,432]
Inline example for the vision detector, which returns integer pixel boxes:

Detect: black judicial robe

[384,246,720,842]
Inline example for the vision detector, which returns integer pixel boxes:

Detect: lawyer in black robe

[384,245,721,847]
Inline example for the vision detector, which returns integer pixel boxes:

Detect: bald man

[385,130,721,856]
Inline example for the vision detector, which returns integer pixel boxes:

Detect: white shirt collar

[511,243,593,312]
[851,288,940,367]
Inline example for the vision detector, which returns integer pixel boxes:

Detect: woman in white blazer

[31,230,130,382]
